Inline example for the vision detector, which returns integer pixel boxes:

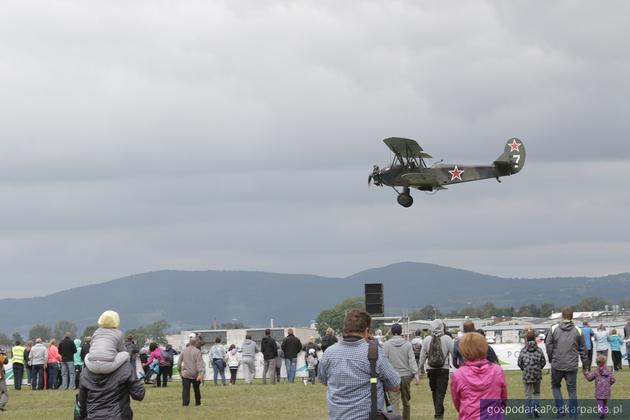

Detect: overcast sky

[1,1,629,298]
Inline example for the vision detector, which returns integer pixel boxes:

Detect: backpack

[427,335,446,368]
[160,349,172,367]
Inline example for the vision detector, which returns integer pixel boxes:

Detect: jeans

[390,375,412,420]
[181,377,201,406]
[0,379,7,410]
[524,381,541,416]
[263,359,276,384]
[611,351,622,370]
[32,365,45,390]
[212,359,226,385]
[26,364,33,385]
[284,358,297,383]
[427,368,449,418]
[61,361,75,390]
[47,363,60,389]
[12,364,24,390]
[308,369,316,384]
[156,367,169,387]
[551,368,577,418]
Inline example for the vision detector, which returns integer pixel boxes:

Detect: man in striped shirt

[319,310,400,420]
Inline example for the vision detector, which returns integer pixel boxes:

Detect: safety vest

[11,345,25,365]
[551,324,582,336]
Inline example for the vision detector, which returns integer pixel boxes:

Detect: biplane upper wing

[383,137,432,159]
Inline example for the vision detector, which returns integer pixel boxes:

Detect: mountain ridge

[1,262,629,335]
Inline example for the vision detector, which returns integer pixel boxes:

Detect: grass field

[5,370,630,419]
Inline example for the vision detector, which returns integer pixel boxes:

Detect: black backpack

[160,349,173,366]
[427,335,446,368]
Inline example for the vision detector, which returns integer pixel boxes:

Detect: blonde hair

[596,354,607,366]
[459,332,488,361]
[98,310,120,328]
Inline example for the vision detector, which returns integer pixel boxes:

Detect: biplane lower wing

[401,172,439,188]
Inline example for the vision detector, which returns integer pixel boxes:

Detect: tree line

[0,320,172,348]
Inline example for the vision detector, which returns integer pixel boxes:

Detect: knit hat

[98,310,120,328]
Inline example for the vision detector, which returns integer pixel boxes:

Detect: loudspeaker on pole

[364,283,384,316]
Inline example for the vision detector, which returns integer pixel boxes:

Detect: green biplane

[369,137,526,207]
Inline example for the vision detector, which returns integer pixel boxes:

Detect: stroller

[143,358,160,384]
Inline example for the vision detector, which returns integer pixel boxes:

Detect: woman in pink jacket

[46,339,62,389]
[451,333,508,420]
[143,342,164,385]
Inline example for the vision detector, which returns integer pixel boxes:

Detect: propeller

[369,165,382,186]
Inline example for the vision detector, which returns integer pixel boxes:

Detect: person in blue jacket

[582,321,595,370]
[608,329,624,371]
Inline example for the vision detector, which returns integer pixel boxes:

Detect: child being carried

[84,310,130,374]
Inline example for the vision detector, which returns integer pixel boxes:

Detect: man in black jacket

[281,329,302,384]
[261,329,278,384]
[58,332,77,390]
[79,360,144,419]
[320,328,338,352]
[80,336,91,362]
[452,322,499,368]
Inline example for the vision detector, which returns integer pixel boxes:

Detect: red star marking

[509,139,521,152]
[449,166,464,181]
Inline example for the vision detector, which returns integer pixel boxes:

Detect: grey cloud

[1,1,629,297]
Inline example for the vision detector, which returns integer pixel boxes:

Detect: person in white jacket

[226,344,241,385]
[28,339,48,390]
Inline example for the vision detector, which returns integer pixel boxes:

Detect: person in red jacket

[451,332,508,420]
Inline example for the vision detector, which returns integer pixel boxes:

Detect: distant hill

[1,262,629,335]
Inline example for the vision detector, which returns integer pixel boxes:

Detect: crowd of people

[0,311,337,416]
[318,308,627,420]
[1,334,85,393]
[1,308,629,418]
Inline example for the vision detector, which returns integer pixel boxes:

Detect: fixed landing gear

[397,187,413,207]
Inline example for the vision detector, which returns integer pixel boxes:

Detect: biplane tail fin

[493,138,525,175]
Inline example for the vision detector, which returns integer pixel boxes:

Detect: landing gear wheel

[397,193,413,207]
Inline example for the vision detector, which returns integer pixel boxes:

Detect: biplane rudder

[493,138,525,175]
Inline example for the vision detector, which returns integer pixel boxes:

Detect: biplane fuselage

[369,137,526,207]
